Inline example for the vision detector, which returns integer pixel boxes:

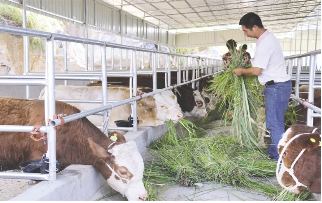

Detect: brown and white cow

[39,85,183,127]
[277,124,321,194]
[0,97,148,201]
[87,76,210,117]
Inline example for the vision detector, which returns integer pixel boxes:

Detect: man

[233,12,292,161]
[242,44,251,60]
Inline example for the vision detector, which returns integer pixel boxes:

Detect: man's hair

[226,39,237,50]
[239,12,264,30]
[242,44,247,49]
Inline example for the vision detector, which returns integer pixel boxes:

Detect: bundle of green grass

[206,47,265,150]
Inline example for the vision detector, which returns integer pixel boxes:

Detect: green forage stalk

[207,47,264,150]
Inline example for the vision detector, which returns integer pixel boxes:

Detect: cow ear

[109,131,126,143]
[88,137,110,160]
[296,133,321,151]
[139,96,156,108]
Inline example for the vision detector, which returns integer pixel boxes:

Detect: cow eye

[120,171,127,176]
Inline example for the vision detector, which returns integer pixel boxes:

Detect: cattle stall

[285,49,321,126]
[0,24,222,182]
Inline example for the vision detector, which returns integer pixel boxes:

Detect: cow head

[88,135,148,201]
[200,90,216,110]
[184,90,208,118]
[277,125,321,194]
[152,90,183,123]
[138,90,183,124]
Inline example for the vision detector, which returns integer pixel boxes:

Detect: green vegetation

[176,47,199,55]
[141,118,313,201]
[206,46,265,150]
[0,3,64,50]
[273,189,313,201]
[144,119,279,199]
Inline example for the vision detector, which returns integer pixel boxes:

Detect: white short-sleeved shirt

[251,30,291,85]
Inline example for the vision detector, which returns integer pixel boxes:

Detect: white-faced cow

[0,97,148,201]
[88,75,209,118]
[277,124,321,194]
[39,85,183,127]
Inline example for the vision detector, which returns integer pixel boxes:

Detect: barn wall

[0,0,172,47]
[175,29,257,48]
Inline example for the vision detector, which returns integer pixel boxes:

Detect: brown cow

[277,124,321,194]
[0,97,148,201]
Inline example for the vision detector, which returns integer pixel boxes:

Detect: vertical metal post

[300,22,303,54]
[22,0,30,99]
[111,47,114,70]
[126,49,129,69]
[192,69,196,89]
[186,57,189,82]
[167,54,171,87]
[287,59,292,76]
[307,19,310,53]
[132,49,138,131]
[152,52,157,91]
[64,41,68,86]
[307,54,316,126]
[129,50,133,96]
[177,56,181,85]
[84,0,90,71]
[315,20,318,50]
[46,36,56,181]
[91,45,94,71]
[295,58,301,100]
[101,44,108,126]
[120,49,122,70]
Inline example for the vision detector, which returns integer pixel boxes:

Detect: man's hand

[233,68,243,76]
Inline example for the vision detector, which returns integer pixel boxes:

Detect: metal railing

[285,49,321,126]
[0,24,222,181]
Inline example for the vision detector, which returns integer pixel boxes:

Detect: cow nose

[204,113,208,117]
[177,114,183,119]
[138,194,148,201]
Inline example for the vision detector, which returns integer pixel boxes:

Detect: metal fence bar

[284,49,321,60]
[0,172,49,180]
[290,94,321,114]
[0,125,47,133]
[0,79,46,85]
[0,25,219,59]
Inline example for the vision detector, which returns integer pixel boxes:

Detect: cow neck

[276,128,319,192]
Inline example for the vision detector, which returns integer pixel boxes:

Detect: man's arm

[232,67,262,76]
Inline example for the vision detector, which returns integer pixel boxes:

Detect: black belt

[265,80,290,86]
[265,80,275,86]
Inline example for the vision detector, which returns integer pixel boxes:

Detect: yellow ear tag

[319,141,321,147]
[310,138,316,143]
[110,134,117,142]
[139,103,142,106]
